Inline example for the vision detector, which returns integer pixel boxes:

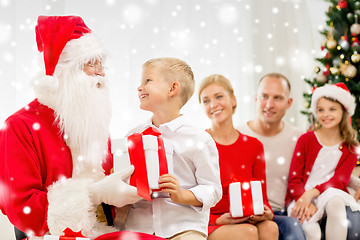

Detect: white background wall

[0,0,329,238]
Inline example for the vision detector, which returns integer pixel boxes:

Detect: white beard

[36,67,112,179]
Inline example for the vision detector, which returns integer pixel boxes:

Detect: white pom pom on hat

[311,82,356,117]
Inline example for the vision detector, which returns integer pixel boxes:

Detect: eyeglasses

[84,61,106,72]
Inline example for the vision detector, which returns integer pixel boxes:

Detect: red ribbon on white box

[44,237,89,240]
[43,228,90,240]
[112,127,173,201]
[127,127,169,201]
[229,181,264,218]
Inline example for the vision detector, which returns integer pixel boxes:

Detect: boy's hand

[158,174,202,206]
[158,174,182,203]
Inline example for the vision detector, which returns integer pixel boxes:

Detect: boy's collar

[144,114,186,132]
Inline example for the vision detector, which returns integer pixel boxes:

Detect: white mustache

[88,75,106,88]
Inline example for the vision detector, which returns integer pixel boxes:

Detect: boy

[124,57,222,240]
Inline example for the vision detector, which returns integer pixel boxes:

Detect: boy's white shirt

[124,114,222,238]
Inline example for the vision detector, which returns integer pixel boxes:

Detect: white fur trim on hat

[58,33,106,66]
[311,84,356,116]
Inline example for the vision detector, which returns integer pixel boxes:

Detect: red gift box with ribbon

[229,181,264,218]
[43,228,90,240]
[111,127,174,201]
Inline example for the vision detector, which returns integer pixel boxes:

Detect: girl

[286,82,360,240]
[199,74,278,240]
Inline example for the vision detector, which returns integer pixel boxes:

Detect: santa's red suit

[0,99,113,237]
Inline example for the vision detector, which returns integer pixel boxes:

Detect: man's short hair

[259,73,291,93]
[143,57,195,107]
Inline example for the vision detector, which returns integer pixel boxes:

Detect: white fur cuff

[47,178,98,238]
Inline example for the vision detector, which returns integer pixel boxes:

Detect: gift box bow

[112,127,171,201]
[229,177,264,218]
[44,228,90,240]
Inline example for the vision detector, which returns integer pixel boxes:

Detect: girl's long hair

[317,97,359,152]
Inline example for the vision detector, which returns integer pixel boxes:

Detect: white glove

[89,165,142,207]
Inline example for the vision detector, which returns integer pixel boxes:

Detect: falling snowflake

[276,56,285,66]
[3,52,14,63]
[254,65,263,73]
[0,121,6,130]
[105,0,116,6]
[0,23,12,44]
[196,141,205,150]
[23,206,31,214]
[277,157,285,165]
[272,7,279,14]
[242,182,250,190]
[32,122,40,131]
[218,4,237,25]
[0,180,8,203]
[123,4,143,24]
[242,95,250,103]
[1,0,10,6]
[186,139,194,147]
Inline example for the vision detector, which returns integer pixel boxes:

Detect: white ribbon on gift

[229,181,264,218]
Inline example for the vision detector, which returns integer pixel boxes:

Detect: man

[239,73,360,240]
[238,73,306,240]
[0,16,147,239]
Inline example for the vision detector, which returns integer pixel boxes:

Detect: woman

[198,74,278,240]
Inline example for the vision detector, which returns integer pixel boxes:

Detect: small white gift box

[229,181,264,218]
[111,134,174,191]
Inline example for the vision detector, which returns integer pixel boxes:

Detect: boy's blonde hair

[143,57,195,107]
[198,74,237,113]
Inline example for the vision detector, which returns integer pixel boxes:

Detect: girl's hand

[299,202,317,224]
[291,188,320,220]
[247,205,274,224]
[215,212,249,225]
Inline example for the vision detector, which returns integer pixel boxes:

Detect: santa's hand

[89,165,142,207]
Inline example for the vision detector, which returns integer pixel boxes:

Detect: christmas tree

[302,0,360,131]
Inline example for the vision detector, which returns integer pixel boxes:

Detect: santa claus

[0,16,163,240]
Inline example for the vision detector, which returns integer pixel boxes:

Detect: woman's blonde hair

[316,97,359,151]
[198,74,237,113]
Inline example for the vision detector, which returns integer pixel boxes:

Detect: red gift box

[229,181,264,217]
[111,127,174,201]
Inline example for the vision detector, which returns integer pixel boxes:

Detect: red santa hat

[311,82,356,116]
[33,15,106,93]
